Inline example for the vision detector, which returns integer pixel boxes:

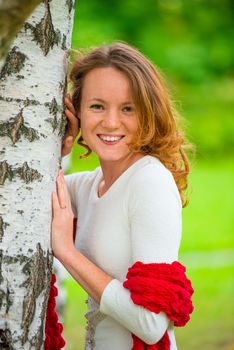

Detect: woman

[51,42,194,350]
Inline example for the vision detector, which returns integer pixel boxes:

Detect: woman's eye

[123,106,134,112]
[90,104,104,110]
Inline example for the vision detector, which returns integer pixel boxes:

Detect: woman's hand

[51,169,75,261]
[62,94,80,157]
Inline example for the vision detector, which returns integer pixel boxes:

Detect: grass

[181,157,234,252]
[63,278,87,350]
[176,266,234,350]
[63,156,234,350]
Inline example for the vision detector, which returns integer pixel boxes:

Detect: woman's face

[79,67,140,167]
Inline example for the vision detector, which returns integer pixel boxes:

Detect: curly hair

[69,42,194,207]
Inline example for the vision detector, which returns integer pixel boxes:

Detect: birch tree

[0,0,75,348]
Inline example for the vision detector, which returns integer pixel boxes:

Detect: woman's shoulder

[131,156,174,186]
[128,156,181,206]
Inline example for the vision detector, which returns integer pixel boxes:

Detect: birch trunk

[0,0,75,348]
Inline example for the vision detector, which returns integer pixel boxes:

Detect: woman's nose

[102,111,121,129]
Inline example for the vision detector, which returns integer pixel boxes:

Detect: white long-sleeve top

[65,155,182,350]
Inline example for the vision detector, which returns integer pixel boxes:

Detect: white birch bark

[0,0,75,348]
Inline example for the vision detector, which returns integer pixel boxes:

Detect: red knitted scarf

[123,261,194,350]
[45,273,65,350]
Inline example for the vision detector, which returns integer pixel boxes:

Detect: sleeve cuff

[99,278,169,344]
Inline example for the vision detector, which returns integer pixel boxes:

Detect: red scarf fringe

[123,261,194,350]
[45,273,65,350]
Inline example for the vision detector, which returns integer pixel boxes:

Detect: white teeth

[99,135,122,142]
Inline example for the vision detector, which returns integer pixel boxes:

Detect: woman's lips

[97,134,125,145]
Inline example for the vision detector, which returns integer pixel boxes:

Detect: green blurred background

[63,1,234,349]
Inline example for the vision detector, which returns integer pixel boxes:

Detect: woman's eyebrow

[87,97,105,102]
[122,101,134,105]
[87,98,133,104]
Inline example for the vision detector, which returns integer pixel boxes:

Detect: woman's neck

[98,152,144,196]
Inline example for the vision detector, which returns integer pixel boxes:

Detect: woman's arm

[51,169,112,303]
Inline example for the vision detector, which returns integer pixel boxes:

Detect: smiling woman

[51,42,194,350]
[78,67,142,182]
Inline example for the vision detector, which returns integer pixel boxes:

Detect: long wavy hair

[69,42,194,207]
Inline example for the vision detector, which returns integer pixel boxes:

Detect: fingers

[64,100,80,140]
[64,92,79,125]
[64,108,79,130]
[62,93,79,157]
[51,191,60,217]
[63,135,73,147]
[65,94,76,115]
[61,136,73,157]
[56,170,71,209]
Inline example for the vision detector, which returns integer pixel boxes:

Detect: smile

[98,134,124,143]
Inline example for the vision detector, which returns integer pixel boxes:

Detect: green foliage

[71,0,234,158]
[72,0,234,82]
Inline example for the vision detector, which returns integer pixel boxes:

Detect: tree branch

[0,0,42,61]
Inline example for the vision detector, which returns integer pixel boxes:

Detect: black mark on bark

[59,76,68,137]
[0,161,42,185]
[21,244,52,345]
[23,97,40,107]
[66,0,74,13]
[5,287,14,314]
[49,97,59,116]
[0,250,3,284]
[0,257,14,347]
[24,0,61,56]
[0,217,9,244]
[62,34,67,50]
[0,96,40,106]
[15,162,42,184]
[0,216,3,242]
[0,289,4,309]
[0,46,27,80]
[45,97,67,136]
[0,328,12,349]
[46,95,67,137]
[59,81,64,91]
[0,110,40,144]
[0,161,13,185]
[59,113,67,137]
[45,97,58,131]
